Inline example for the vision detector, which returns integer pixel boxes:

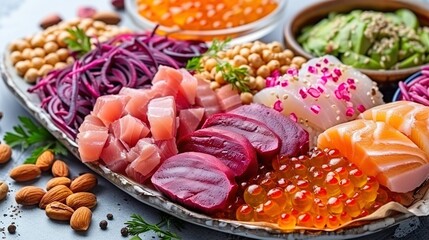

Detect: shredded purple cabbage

[28,32,207,139]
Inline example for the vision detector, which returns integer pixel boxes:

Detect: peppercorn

[8,224,16,234]
[107,213,113,220]
[120,227,128,237]
[99,220,108,230]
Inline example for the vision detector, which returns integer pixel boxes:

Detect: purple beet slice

[151,152,237,214]
[231,104,309,157]
[202,113,280,159]
[178,128,257,180]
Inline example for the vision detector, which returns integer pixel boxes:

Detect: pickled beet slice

[231,104,309,157]
[178,128,257,180]
[151,152,237,214]
[202,113,280,159]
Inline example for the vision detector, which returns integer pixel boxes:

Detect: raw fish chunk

[111,114,150,148]
[155,138,178,161]
[120,88,161,123]
[78,115,106,132]
[179,69,198,105]
[147,96,177,141]
[151,152,237,214]
[318,119,429,193]
[126,139,161,184]
[92,95,130,126]
[177,108,205,140]
[195,78,221,117]
[360,101,429,157]
[202,113,280,159]
[178,128,257,180]
[231,104,309,157]
[215,84,242,112]
[77,130,109,162]
[100,136,129,173]
[152,65,183,84]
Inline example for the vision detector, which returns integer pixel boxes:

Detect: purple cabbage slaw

[398,65,429,106]
[28,32,207,139]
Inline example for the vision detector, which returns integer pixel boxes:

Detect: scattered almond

[0,144,12,164]
[0,180,9,201]
[51,160,69,177]
[39,185,73,209]
[36,150,54,171]
[45,201,74,221]
[70,173,97,192]
[9,164,41,182]
[40,14,63,29]
[46,177,71,190]
[66,192,97,209]
[15,186,46,205]
[70,207,92,231]
[93,11,121,25]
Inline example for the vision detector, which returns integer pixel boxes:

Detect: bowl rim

[392,71,423,101]
[284,0,429,76]
[126,0,287,36]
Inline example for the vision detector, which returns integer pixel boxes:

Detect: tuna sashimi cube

[92,95,130,126]
[215,84,242,112]
[78,115,107,132]
[120,88,161,123]
[155,138,178,161]
[100,136,129,173]
[152,80,179,99]
[152,65,183,84]
[77,130,109,162]
[151,152,237,214]
[179,69,198,105]
[147,96,177,141]
[125,139,161,184]
[177,108,205,140]
[111,114,150,148]
[195,78,221,117]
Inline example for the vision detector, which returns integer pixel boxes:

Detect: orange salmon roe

[136,0,278,31]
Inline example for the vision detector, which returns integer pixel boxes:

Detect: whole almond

[93,11,121,25]
[52,160,69,177]
[40,14,62,29]
[15,186,46,205]
[0,180,9,201]
[70,207,92,231]
[46,201,74,221]
[66,192,97,209]
[39,185,73,209]
[36,150,54,171]
[70,173,97,192]
[0,143,12,164]
[46,177,71,190]
[9,164,41,182]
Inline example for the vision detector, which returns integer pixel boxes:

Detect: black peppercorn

[99,220,108,230]
[107,213,113,220]
[8,224,16,234]
[120,227,128,237]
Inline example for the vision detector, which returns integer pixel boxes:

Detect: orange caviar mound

[136,0,278,31]
[235,148,398,229]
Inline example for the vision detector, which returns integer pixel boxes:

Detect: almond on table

[15,186,46,206]
[9,164,41,182]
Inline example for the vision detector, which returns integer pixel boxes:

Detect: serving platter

[0,52,418,239]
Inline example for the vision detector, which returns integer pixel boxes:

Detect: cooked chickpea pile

[196,41,307,104]
[8,18,130,83]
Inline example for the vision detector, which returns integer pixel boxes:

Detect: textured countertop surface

[0,1,428,239]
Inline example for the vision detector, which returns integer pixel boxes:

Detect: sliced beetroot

[202,113,280,159]
[231,104,309,157]
[177,108,205,140]
[178,128,257,180]
[151,152,237,214]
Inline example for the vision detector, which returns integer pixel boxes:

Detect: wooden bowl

[284,0,429,82]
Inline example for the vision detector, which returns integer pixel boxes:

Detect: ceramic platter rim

[0,52,415,240]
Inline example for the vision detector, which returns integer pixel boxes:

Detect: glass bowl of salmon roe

[125,0,286,43]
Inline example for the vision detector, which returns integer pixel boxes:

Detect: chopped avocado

[396,53,424,69]
[385,13,402,25]
[399,39,425,60]
[369,38,399,69]
[332,19,357,53]
[352,22,371,54]
[341,52,382,69]
[396,9,419,29]
[420,30,429,50]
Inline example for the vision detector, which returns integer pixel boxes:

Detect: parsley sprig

[64,27,91,57]
[125,214,183,240]
[186,38,250,92]
[3,116,67,164]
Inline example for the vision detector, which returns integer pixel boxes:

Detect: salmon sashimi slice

[318,119,429,193]
[360,101,429,157]
[215,84,242,112]
[195,78,221,117]
[147,96,177,141]
[77,129,109,162]
[78,115,107,132]
[92,95,130,126]
[111,114,150,148]
[177,108,205,140]
[179,69,198,105]
[100,136,129,173]
[125,138,161,184]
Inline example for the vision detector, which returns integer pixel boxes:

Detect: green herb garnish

[64,27,91,57]
[125,214,182,240]
[3,116,67,164]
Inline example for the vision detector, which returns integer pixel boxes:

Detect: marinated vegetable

[397,66,429,105]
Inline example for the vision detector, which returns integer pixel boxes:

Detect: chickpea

[15,39,30,51]
[21,48,33,60]
[239,64,254,76]
[10,51,23,65]
[32,48,46,58]
[68,18,80,26]
[233,55,248,66]
[231,46,240,57]
[290,63,299,69]
[269,41,283,53]
[225,49,233,59]
[93,20,107,30]
[38,64,54,76]
[54,62,67,69]
[267,60,281,72]
[8,42,18,52]
[240,92,253,104]
[24,68,39,83]
[66,56,75,65]
[256,65,270,78]
[217,51,226,59]
[210,67,217,77]
[44,41,59,54]
[45,34,57,43]
[15,60,31,76]
[98,36,108,43]
[56,48,69,61]
[239,48,250,58]
[198,71,212,81]
[56,31,71,47]
[210,81,220,90]
[283,49,294,59]
[44,53,60,66]
[248,76,257,89]
[204,58,217,72]
[215,71,226,85]
[277,53,290,65]
[241,42,252,48]
[291,56,306,68]
[30,34,45,48]
[78,18,94,30]
[280,65,289,74]
[248,53,264,69]
[255,76,266,90]
[262,49,272,62]
[31,57,45,69]
[250,44,262,54]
